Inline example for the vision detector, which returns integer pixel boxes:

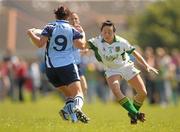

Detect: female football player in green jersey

[87,20,158,124]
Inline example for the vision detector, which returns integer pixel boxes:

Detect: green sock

[133,100,143,111]
[119,97,138,117]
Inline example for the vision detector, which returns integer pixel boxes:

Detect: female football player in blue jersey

[27,5,89,123]
[87,20,158,124]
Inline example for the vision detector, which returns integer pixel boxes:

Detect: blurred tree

[130,0,180,49]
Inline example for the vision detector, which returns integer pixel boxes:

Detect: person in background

[69,12,88,94]
[144,47,157,104]
[14,57,28,102]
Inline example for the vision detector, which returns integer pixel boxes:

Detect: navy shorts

[45,63,80,87]
[77,64,84,76]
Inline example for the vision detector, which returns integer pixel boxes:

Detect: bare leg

[128,74,147,108]
[106,75,125,101]
[80,75,88,95]
[58,81,83,98]
[106,75,142,124]
[58,81,89,123]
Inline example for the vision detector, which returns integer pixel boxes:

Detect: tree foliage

[133,0,180,49]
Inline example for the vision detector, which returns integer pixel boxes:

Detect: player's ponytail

[54,5,71,20]
[101,20,116,32]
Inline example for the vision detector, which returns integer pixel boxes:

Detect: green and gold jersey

[87,35,135,69]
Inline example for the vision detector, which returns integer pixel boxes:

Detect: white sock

[74,95,84,110]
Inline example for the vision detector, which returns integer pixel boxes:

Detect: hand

[146,65,159,75]
[74,24,84,32]
[27,28,36,36]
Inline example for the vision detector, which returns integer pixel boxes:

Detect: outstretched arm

[132,50,158,75]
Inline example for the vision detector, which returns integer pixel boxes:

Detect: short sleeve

[41,24,55,38]
[122,39,135,54]
[87,37,97,49]
[72,28,83,40]
[87,37,102,62]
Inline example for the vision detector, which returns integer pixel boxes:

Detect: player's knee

[84,86,88,91]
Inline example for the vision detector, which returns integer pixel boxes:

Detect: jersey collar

[56,20,69,23]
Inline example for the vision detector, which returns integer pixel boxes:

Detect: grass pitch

[0,94,180,132]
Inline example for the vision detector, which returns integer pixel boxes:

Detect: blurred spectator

[14,57,28,102]
[155,47,172,107]
[2,49,15,101]
[170,49,180,105]
[29,61,41,101]
[168,61,178,105]
[144,47,158,104]
[0,60,10,101]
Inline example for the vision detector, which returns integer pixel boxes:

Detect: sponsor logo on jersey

[115,46,120,52]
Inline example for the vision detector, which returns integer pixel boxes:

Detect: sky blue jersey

[73,47,81,65]
[41,20,83,68]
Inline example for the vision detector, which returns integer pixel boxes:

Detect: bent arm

[27,29,48,48]
[73,31,86,49]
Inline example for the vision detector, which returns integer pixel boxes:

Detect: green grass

[0,94,180,132]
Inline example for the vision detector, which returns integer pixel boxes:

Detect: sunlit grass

[0,94,180,132]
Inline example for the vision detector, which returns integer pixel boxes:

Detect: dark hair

[101,20,116,32]
[54,5,71,20]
